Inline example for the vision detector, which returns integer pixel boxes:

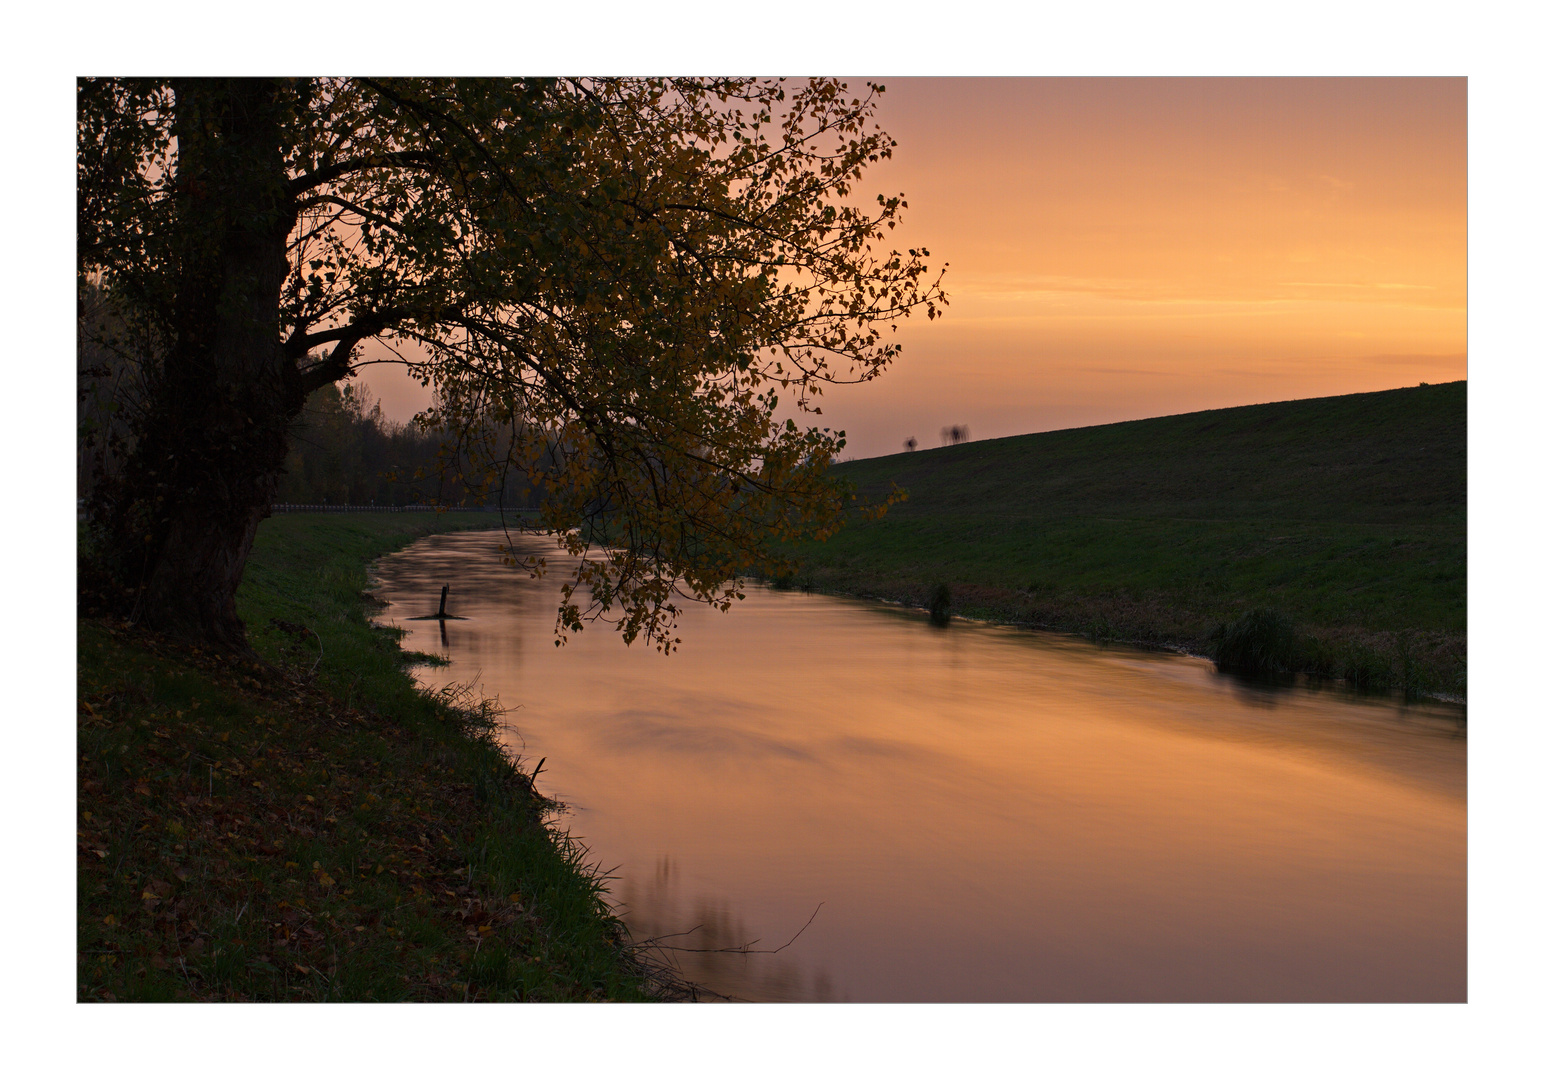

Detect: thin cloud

[1279,281,1438,291]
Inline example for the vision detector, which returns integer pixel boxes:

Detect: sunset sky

[356,76,1467,461]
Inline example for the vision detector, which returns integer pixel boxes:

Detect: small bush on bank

[928,584,951,626]
[1209,608,1299,675]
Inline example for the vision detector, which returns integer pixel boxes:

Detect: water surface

[370,529,1465,1002]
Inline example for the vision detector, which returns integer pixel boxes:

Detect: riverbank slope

[788,381,1466,698]
[77,512,662,1001]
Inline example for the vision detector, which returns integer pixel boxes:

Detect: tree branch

[286,150,442,199]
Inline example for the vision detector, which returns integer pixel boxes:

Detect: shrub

[928,583,951,626]
[1210,608,1298,675]
[1340,643,1394,691]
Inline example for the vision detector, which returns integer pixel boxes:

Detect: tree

[271,382,546,509]
[78,77,946,653]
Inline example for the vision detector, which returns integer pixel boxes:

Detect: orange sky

[358,77,1467,460]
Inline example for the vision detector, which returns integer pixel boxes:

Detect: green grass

[78,511,667,1001]
[789,381,1466,697]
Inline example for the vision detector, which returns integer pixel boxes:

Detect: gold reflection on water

[370,530,1466,1003]
[616,856,840,1002]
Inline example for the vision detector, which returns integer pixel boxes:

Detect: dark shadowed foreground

[77,515,659,1001]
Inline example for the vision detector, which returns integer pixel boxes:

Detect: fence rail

[269,504,539,514]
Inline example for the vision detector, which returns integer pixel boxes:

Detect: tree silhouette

[79,78,945,652]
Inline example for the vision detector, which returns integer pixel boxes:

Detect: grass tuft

[1209,608,1298,675]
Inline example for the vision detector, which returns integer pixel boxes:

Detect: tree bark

[103,79,300,654]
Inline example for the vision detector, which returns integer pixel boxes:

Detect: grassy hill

[788,381,1466,697]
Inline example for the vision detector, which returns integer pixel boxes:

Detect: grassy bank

[77,512,663,1001]
[789,382,1465,698]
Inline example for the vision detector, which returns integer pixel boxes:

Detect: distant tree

[78,78,945,652]
[274,381,552,508]
[904,436,917,452]
[276,383,408,505]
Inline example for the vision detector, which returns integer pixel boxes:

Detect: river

[369,529,1466,1002]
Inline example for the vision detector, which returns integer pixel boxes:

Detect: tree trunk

[102,79,299,655]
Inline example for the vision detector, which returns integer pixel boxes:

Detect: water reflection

[617,856,840,1002]
[1219,670,1291,708]
[370,530,1466,1002]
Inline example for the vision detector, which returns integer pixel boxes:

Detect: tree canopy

[78,77,945,651]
